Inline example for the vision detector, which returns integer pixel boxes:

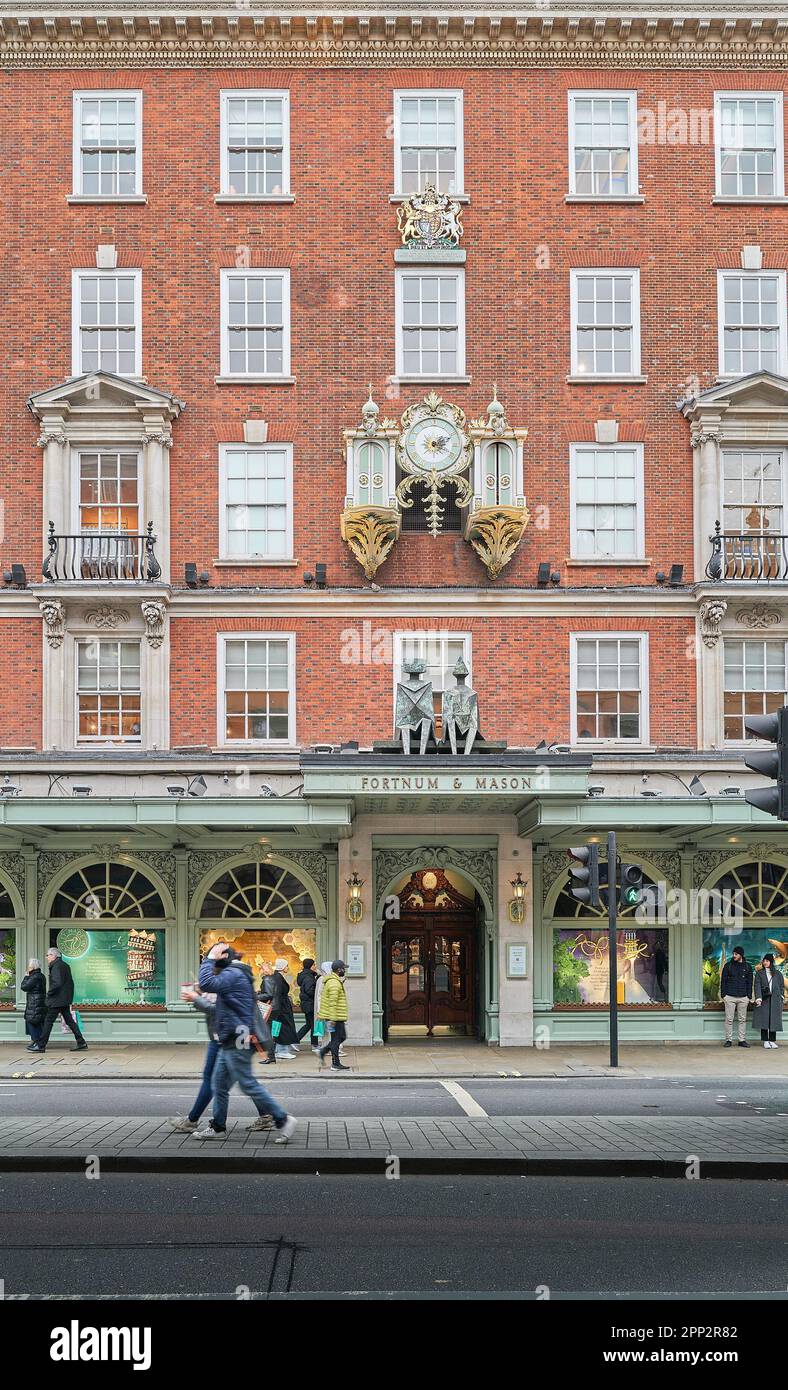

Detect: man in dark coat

[295,958,319,1050]
[720,945,753,1048]
[28,946,88,1053]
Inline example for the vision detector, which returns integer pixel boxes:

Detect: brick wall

[3,66,785,592]
[170,613,697,749]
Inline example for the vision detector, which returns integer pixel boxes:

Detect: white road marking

[440,1079,488,1118]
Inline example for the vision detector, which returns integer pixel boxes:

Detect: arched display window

[45,859,171,1011]
[549,864,669,1009]
[195,859,322,1009]
[701,859,788,1008]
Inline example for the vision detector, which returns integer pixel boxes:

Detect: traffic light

[743,706,788,820]
[619,862,643,910]
[567,844,601,907]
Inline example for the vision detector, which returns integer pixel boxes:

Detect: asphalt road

[0,1173,785,1298]
[1,1075,788,1118]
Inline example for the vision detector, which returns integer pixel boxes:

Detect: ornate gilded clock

[396,392,473,536]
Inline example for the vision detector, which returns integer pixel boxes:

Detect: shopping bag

[72,1008,84,1034]
[313,1019,325,1038]
[271,1020,282,1038]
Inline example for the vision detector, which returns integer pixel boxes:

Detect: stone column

[693,425,721,580]
[338,823,375,1046]
[38,425,70,540]
[142,425,171,582]
[497,828,533,1046]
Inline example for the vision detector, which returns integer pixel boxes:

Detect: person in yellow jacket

[317,959,350,1071]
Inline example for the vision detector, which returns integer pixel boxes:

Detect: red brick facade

[1,42,783,752]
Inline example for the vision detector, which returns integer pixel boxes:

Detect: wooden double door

[384,912,476,1035]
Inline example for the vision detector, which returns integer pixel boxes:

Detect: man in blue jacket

[183,943,296,1142]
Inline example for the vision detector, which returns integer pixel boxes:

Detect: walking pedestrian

[753,952,784,1048]
[720,945,753,1048]
[20,958,46,1047]
[269,958,299,1059]
[183,943,296,1142]
[317,959,350,1072]
[295,957,319,1053]
[27,947,88,1053]
[257,962,277,1065]
[170,946,226,1133]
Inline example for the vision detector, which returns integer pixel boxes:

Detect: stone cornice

[1,4,787,69]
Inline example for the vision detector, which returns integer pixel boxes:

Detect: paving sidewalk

[0,1112,787,1176]
[2,1039,788,1080]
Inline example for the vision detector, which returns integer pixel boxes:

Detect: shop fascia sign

[306,767,587,796]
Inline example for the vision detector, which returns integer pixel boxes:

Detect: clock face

[404,417,465,474]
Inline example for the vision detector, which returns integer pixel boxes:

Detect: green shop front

[0,760,786,1046]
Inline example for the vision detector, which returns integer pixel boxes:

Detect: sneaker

[331,1062,351,1072]
[169,1116,198,1132]
[274,1115,297,1144]
[249,1114,275,1131]
[724,1040,733,1047]
[276,1049,297,1060]
[769,1041,779,1048]
[764,1040,771,1048]
[192,1123,227,1140]
[71,1043,88,1052]
[26,1043,44,1052]
[738,1041,750,1048]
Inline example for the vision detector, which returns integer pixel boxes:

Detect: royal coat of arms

[397,183,464,249]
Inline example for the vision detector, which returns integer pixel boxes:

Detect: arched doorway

[383,867,479,1037]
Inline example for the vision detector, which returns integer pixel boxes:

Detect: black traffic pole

[607,830,619,1069]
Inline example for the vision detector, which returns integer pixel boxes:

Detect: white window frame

[217,632,296,748]
[219,88,291,198]
[723,636,788,744]
[567,90,639,198]
[75,636,143,746]
[714,91,785,199]
[393,89,465,196]
[71,268,143,378]
[71,447,143,532]
[569,269,641,379]
[716,270,788,378]
[219,269,291,380]
[218,443,294,562]
[71,90,143,199]
[395,267,466,380]
[569,443,645,561]
[570,632,650,747]
[720,447,786,534]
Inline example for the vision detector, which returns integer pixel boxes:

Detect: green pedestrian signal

[619,862,643,910]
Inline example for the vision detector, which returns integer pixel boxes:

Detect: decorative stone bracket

[464,503,531,581]
[699,597,727,648]
[340,505,401,581]
[39,598,66,648]
[141,599,167,648]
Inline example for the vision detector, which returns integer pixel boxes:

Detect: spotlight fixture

[315,562,327,589]
[259,783,277,797]
[167,785,186,797]
[688,775,707,796]
[655,571,667,585]
[588,785,605,798]
[312,743,334,753]
[187,774,208,797]
[340,740,359,754]
[668,564,684,586]
[184,562,198,588]
[641,788,661,797]
[0,777,20,797]
[550,571,561,586]
[536,562,551,589]
[72,785,93,797]
[303,571,315,586]
[198,571,211,588]
[722,785,741,796]
[4,564,27,588]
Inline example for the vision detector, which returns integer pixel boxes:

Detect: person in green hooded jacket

[317,959,350,1072]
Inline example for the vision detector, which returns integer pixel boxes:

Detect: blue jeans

[211,1045,288,1129]
[188,1039,220,1124]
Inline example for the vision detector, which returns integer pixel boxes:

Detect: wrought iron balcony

[43,522,161,582]
[706,522,788,582]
